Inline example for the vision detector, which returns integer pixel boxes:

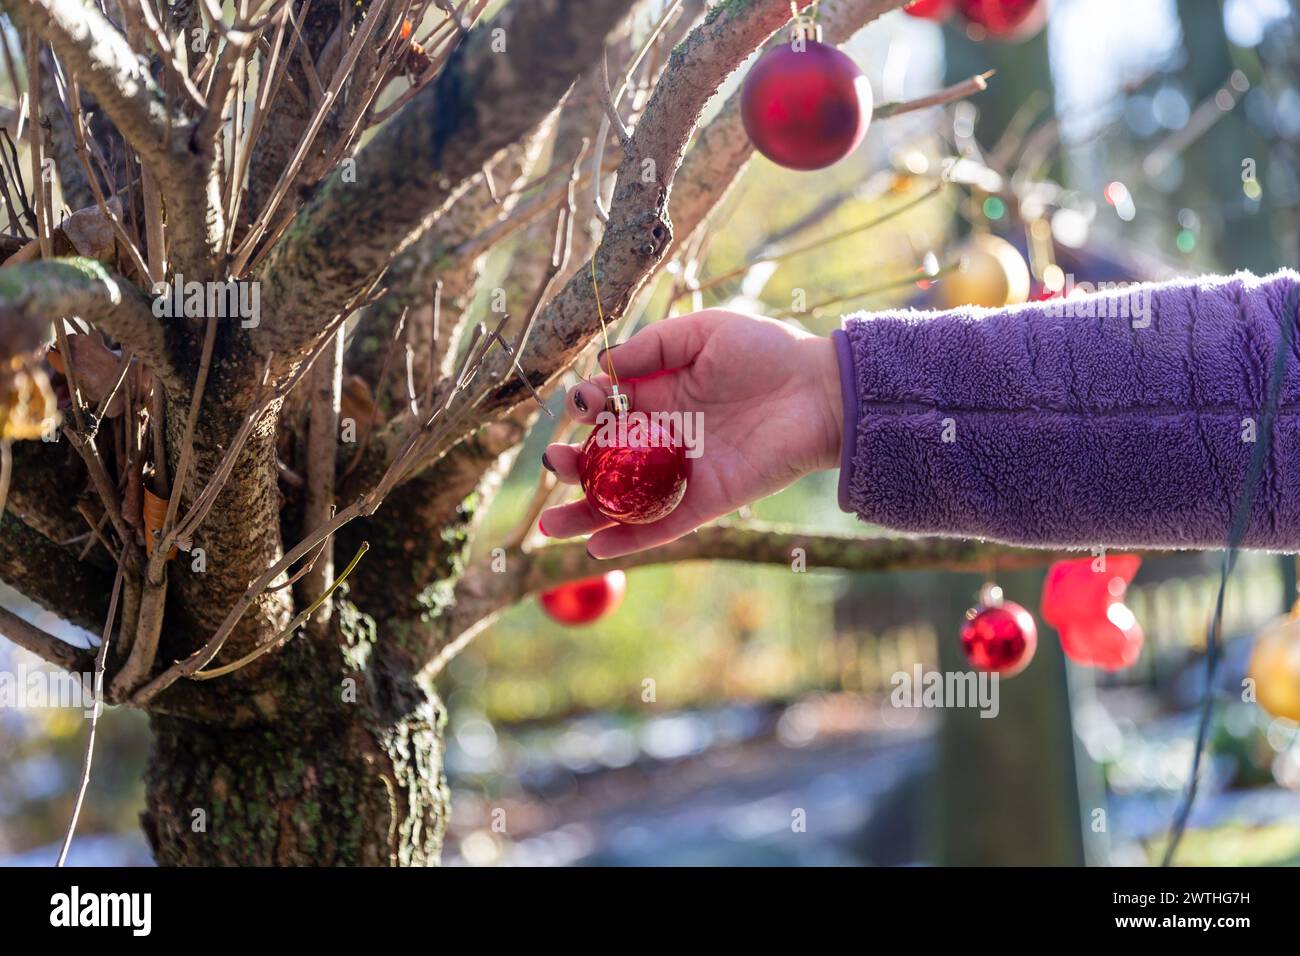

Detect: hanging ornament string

[580,257,689,525]
[590,257,622,401]
[1162,282,1300,866]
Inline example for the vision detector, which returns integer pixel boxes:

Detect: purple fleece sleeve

[833,270,1300,549]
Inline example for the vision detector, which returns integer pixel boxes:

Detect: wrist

[811,334,845,471]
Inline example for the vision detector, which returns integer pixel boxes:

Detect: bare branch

[299,328,342,630]
[430,525,1159,676]
[874,70,994,119]
[346,121,555,408]
[377,0,810,483]
[0,603,94,672]
[8,0,223,275]
[0,258,181,393]
[251,0,638,373]
[35,46,94,210]
[8,0,176,169]
[665,0,908,264]
[0,512,113,635]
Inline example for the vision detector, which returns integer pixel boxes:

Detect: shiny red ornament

[1041,555,1144,671]
[740,39,873,171]
[539,570,627,626]
[905,0,955,19]
[957,0,1045,37]
[578,407,689,525]
[961,592,1037,675]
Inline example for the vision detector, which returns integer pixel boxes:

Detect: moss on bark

[142,600,449,866]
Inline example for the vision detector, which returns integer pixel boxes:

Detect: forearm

[833,270,1300,549]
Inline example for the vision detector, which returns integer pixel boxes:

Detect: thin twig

[56,550,125,868]
[775,262,959,319]
[153,316,219,581]
[598,48,631,147]
[681,180,946,300]
[192,541,369,679]
[873,71,994,120]
[230,0,393,273]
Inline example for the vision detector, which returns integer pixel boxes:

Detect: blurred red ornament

[578,402,689,525]
[1041,555,1144,671]
[740,38,873,171]
[539,571,627,626]
[905,0,955,19]
[957,0,1046,38]
[960,587,1037,675]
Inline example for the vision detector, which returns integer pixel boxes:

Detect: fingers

[535,456,704,556]
[585,506,702,560]
[569,309,728,418]
[542,442,581,483]
[538,498,615,540]
[566,380,608,424]
[597,309,720,380]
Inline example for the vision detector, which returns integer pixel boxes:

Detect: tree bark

[142,601,450,865]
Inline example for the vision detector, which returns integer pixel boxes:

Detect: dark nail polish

[541,452,555,473]
[597,345,616,364]
[574,391,588,413]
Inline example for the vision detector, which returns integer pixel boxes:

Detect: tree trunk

[141,602,450,866]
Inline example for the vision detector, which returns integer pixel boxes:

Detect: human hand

[539,309,845,558]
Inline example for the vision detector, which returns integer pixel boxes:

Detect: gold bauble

[1248,612,1300,722]
[934,233,1031,310]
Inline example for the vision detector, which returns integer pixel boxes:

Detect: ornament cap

[791,17,823,44]
[978,582,1004,608]
[606,390,630,415]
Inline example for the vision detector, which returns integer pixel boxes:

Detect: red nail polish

[538,517,549,537]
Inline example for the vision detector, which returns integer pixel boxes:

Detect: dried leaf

[342,374,382,428]
[0,357,59,440]
[48,334,129,417]
[59,197,122,260]
[142,487,177,560]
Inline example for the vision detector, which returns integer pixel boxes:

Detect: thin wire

[1161,283,1299,866]
[590,257,620,393]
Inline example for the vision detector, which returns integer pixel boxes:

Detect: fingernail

[596,345,616,364]
[585,545,598,559]
[538,517,549,537]
[541,452,555,473]
[574,390,588,413]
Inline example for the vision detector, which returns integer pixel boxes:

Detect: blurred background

[4,0,1300,866]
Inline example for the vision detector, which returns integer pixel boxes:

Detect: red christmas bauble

[905,0,955,19]
[740,39,873,171]
[957,0,1045,37]
[961,599,1037,675]
[1041,555,1144,671]
[578,413,689,525]
[1059,612,1143,672]
[539,570,627,626]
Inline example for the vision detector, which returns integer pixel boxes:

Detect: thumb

[598,310,722,380]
